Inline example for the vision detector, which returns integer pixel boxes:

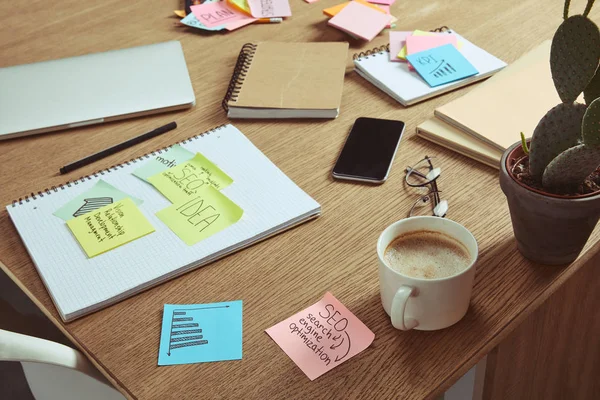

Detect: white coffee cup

[377,217,478,331]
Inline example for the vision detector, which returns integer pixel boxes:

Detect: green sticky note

[53,180,143,221]
[148,153,233,204]
[132,144,194,182]
[156,186,243,246]
[66,198,155,258]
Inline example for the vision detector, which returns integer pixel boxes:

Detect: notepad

[434,40,563,151]
[222,42,349,119]
[7,124,321,322]
[328,2,391,41]
[353,30,506,106]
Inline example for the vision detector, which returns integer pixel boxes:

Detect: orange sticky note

[323,0,386,17]
[265,292,375,380]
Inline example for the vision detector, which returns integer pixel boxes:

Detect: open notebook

[7,124,321,322]
[353,30,507,106]
[222,42,349,119]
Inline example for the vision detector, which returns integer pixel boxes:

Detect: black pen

[59,122,177,175]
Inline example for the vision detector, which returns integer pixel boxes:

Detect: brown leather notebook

[222,42,349,119]
[434,41,561,151]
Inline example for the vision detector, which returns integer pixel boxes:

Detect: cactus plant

[526,0,600,194]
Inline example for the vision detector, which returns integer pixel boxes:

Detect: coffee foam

[383,230,471,279]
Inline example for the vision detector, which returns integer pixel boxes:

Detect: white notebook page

[7,124,320,321]
[354,32,507,105]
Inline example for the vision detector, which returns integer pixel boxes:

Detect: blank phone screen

[333,117,405,181]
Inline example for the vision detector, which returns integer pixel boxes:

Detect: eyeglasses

[405,156,448,218]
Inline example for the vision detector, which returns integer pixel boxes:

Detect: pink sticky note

[225,18,257,31]
[406,34,458,55]
[191,2,251,28]
[247,0,292,18]
[389,31,411,62]
[265,292,375,381]
[328,1,391,41]
[366,0,395,5]
[377,4,390,12]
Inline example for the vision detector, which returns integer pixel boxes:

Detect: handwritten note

[158,301,243,366]
[148,153,233,204]
[265,292,375,380]
[53,180,142,221]
[66,198,155,258]
[156,186,243,246]
[247,0,292,18]
[191,2,253,28]
[406,44,478,87]
[133,144,195,182]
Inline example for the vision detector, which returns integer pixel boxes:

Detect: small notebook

[416,118,503,169]
[7,124,321,322]
[353,28,507,106]
[434,40,560,151]
[222,42,349,119]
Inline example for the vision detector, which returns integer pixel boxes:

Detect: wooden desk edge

[0,260,135,400]
[3,240,598,400]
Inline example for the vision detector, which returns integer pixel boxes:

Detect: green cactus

[550,15,600,103]
[582,97,600,145]
[525,0,600,193]
[584,67,600,105]
[542,144,600,190]
[528,103,586,178]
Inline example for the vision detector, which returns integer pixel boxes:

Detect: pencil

[256,18,283,23]
[59,122,177,175]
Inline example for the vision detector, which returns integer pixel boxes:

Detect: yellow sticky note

[66,198,155,258]
[156,186,243,246]
[227,0,252,14]
[398,30,463,60]
[323,0,386,18]
[148,153,233,204]
[174,10,186,18]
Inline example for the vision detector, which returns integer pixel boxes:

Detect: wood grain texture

[483,248,600,400]
[0,1,599,399]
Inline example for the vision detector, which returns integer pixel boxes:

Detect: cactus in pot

[499,0,600,265]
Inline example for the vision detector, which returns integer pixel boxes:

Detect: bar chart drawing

[158,301,242,366]
[166,305,229,356]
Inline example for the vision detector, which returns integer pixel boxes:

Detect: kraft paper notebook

[353,28,507,106]
[416,118,503,169]
[434,40,560,151]
[7,124,321,322]
[222,42,349,119]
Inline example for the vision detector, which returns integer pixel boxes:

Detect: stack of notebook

[222,42,349,119]
[354,28,507,106]
[416,41,562,169]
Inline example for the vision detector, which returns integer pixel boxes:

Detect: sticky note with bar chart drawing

[406,44,478,87]
[158,301,243,366]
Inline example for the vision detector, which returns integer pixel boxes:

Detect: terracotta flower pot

[499,141,600,265]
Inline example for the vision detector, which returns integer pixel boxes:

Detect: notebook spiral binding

[221,43,258,112]
[11,124,228,207]
[352,26,450,61]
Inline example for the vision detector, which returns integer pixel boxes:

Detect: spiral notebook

[7,124,321,322]
[353,28,507,106]
[222,42,349,119]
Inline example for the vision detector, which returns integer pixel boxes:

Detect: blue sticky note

[406,44,479,87]
[158,301,242,366]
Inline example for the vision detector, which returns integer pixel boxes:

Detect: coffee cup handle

[391,286,419,330]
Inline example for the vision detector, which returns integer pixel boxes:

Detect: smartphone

[332,117,405,183]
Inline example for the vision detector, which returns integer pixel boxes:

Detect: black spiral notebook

[222,42,349,119]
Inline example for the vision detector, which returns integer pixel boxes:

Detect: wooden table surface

[1,0,599,399]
